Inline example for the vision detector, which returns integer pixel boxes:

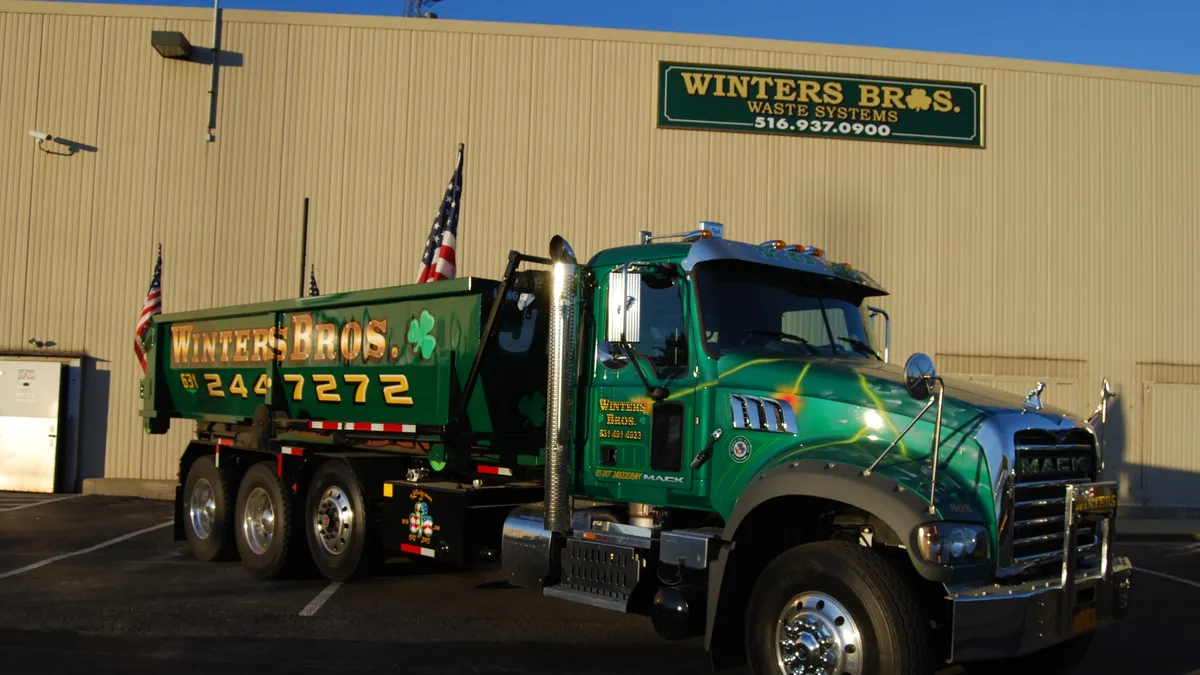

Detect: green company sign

[657,61,985,148]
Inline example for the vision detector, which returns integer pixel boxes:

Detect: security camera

[29,130,53,142]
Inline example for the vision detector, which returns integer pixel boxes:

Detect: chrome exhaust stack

[544,235,578,534]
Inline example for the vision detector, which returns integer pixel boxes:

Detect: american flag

[416,144,463,283]
[134,244,163,374]
[308,264,320,297]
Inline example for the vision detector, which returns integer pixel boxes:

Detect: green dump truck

[140,223,1131,674]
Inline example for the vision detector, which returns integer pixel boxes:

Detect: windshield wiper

[743,329,818,355]
[838,336,881,360]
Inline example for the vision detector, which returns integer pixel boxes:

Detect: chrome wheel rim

[241,486,275,556]
[313,486,354,557]
[774,591,863,675]
[188,477,215,539]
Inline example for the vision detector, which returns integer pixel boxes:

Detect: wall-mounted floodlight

[151,31,192,59]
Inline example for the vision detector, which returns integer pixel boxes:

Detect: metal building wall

[1,1,1197,510]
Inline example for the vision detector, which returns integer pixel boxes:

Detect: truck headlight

[916,523,988,565]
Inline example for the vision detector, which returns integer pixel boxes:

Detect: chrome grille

[729,394,797,434]
[1011,429,1099,571]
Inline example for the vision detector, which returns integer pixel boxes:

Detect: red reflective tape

[276,454,283,477]
[343,422,415,433]
[477,465,512,477]
[281,447,304,457]
[215,438,233,447]
[308,421,341,430]
[399,543,435,558]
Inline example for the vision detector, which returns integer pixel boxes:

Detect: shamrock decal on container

[517,391,546,428]
[408,309,437,360]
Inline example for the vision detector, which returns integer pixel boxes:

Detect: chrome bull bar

[948,480,1132,663]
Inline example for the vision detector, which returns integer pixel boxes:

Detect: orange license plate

[1073,607,1097,634]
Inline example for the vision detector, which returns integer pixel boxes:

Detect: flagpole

[299,196,310,298]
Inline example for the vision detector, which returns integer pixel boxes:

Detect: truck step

[543,585,630,612]
[544,538,645,613]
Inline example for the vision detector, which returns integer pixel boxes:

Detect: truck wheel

[182,454,235,562]
[234,462,294,581]
[744,540,929,675]
[305,460,377,582]
[962,633,1094,675]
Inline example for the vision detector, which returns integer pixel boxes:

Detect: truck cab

[579,225,890,518]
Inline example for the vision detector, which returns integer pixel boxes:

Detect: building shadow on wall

[188,47,244,68]
[76,357,110,490]
[37,137,98,157]
[1107,393,1200,518]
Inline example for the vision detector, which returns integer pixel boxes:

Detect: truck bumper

[947,481,1132,663]
[948,556,1132,662]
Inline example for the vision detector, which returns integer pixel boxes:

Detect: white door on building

[0,361,64,493]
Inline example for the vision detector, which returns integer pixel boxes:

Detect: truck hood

[709,353,1089,528]
[715,353,1080,424]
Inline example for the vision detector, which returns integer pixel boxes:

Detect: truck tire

[962,633,1094,675]
[305,459,377,582]
[744,540,930,675]
[234,462,295,581]
[182,454,235,562]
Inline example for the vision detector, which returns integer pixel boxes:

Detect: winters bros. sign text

[657,61,985,148]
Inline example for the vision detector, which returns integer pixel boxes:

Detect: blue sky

[85,0,1197,75]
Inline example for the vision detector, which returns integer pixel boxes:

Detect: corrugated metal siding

[0,11,42,349]
[90,15,165,481]
[1,1,1198,505]
[339,27,413,292]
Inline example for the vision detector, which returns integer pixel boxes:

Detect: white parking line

[0,521,172,581]
[299,582,342,616]
[0,495,82,513]
[1135,566,1200,590]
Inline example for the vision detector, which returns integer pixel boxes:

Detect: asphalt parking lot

[1,492,1198,675]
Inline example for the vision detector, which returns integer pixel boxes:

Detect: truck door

[584,266,698,502]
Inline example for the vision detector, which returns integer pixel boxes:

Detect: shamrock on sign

[905,88,933,111]
[408,310,438,360]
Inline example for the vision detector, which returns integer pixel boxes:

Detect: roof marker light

[790,245,825,258]
[760,240,787,249]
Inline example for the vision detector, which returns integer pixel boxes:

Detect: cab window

[637,276,688,374]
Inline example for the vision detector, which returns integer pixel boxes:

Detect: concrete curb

[82,478,175,501]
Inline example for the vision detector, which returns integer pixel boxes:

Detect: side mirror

[607,267,641,344]
[867,306,890,363]
[904,352,937,400]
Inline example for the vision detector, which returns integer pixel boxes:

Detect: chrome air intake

[544,235,578,534]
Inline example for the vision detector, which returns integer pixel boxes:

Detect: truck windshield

[693,260,879,359]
